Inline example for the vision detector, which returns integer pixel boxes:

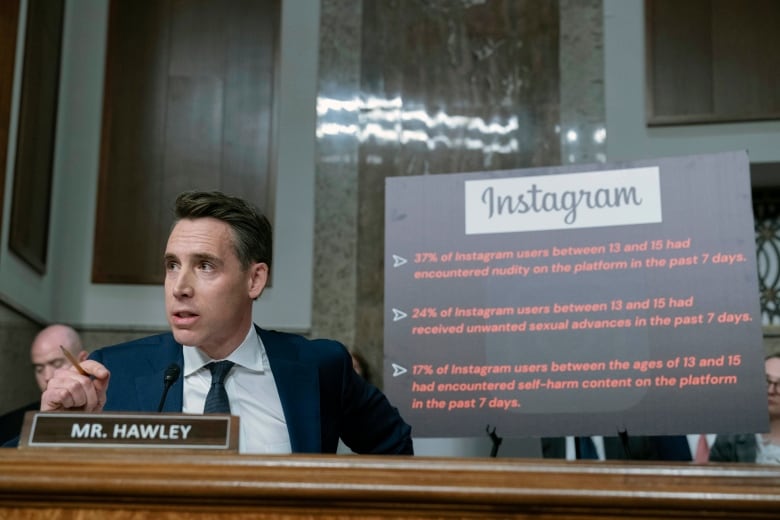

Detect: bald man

[1,324,84,444]
[31,324,86,392]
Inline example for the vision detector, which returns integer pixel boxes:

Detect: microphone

[157,363,181,412]
[618,428,633,459]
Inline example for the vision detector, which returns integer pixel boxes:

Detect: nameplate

[19,411,239,451]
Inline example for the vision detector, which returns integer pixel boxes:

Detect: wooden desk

[1,449,780,518]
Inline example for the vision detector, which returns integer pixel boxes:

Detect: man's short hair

[174,191,272,272]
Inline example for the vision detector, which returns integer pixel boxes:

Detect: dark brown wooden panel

[8,0,64,274]
[220,0,276,202]
[646,0,713,121]
[647,0,780,125]
[94,0,278,284]
[161,75,223,203]
[93,0,171,284]
[711,0,780,117]
[0,0,20,250]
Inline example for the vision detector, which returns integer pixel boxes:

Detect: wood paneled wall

[646,0,780,125]
[8,0,64,273]
[0,0,19,245]
[94,0,278,284]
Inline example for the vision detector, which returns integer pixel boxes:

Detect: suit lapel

[134,328,321,451]
[259,327,321,453]
[133,336,184,412]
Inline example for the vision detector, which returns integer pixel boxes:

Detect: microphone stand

[157,364,181,412]
[486,425,502,458]
[157,384,174,413]
[618,428,633,459]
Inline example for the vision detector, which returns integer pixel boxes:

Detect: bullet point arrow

[392,308,407,322]
[392,254,407,267]
[392,363,407,377]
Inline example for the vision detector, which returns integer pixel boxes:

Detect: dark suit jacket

[709,434,757,463]
[77,326,413,454]
[0,401,39,445]
[651,435,693,461]
[542,435,690,461]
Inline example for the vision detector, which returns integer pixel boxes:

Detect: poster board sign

[384,151,767,438]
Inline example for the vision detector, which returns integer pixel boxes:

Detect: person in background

[541,434,671,461]
[350,350,372,384]
[33,191,412,455]
[679,433,716,463]
[31,324,87,392]
[0,324,85,444]
[543,432,716,463]
[710,354,780,463]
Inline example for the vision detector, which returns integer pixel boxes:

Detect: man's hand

[41,360,111,412]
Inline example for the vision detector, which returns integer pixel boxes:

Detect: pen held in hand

[60,345,88,376]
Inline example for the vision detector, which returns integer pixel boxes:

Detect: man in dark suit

[39,191,412,455]
[542,434,693,461]
[0,324,85,445]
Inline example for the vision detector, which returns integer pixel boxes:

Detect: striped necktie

[203,361,235,414]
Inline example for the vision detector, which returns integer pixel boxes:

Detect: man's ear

[248,262,269,299]
[77,350,88,362]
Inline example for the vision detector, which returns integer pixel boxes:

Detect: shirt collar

[182,325,266,376]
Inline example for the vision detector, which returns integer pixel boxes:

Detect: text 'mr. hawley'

[71,422,192,440]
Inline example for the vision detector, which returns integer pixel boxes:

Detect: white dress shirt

[182,326,291,454]
[756,434,780,464]
[685,434,716,459]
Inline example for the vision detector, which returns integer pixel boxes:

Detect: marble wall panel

[306,0,608,389]
[311,0,363,353]
[559,0,606,165]
[356,0,562,387]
